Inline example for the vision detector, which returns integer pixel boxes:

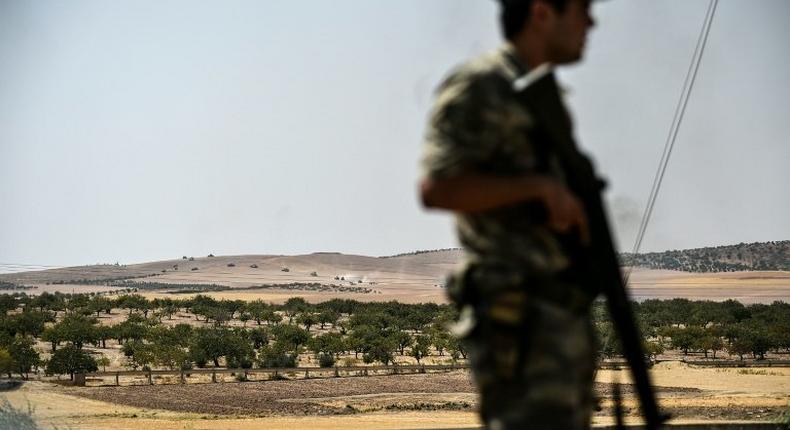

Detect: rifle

[513,65,666,430]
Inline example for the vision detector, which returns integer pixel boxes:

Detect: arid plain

[5,250,790,304]
[1,250,789,429]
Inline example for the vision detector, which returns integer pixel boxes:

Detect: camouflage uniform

[422,44,597,430]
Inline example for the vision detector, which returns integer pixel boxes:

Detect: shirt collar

[500,42,529,78]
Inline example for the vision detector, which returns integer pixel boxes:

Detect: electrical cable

[624,0,719,284]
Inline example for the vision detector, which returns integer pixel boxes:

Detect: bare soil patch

[61,372,477,416]
[5,362,789,429]
[54,363,790,425]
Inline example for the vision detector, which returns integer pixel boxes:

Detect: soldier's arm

[421,173,550,212]
[421,172,589,242]
[420,68,588,240]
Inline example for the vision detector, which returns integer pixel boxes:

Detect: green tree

[410,335,431,364]
[308,332,345,359]
[264,309,283,326]
[0,348,14,378]
[11,311,52,337]
[117,295,150,316]
[283,297,309,324]
[188,295,219,322]
[446,335,468,360]
[347,325,378,358]
[393,331,413,356]
[349,311,395,331]
[318,310,340,329]
[97,355,111,372]
[94,325,114,349]
[189,328,254,368]
[643,339,665,361]
[728,336,751,361]
[112,314,150,344]
[147,326,192,370]
[245,300,269,326]
[121,340,155,370]
[271,324,311,353]
[297,313,318,331]
[695,332,724,359]
[88,296,113,317]
[46,345,98,380]
[56,314,98,349]
[220,300,245,320]
[30,292,64,314]
[668,326,706,355]
[0,295,17,315]
[41,327,63,353]
[151,298,181,321]
[362,332,398,366]
[258,342,297,368]
[429,326,451,356]
[8,336,40,379]
[248,328,270,350]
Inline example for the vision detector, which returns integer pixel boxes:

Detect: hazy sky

[1,1,788,270]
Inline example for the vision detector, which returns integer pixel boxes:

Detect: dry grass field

[3,363,788,429]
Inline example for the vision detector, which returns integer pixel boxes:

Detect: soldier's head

[499,0,595,65]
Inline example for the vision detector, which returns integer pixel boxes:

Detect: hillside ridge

[620,240,789,272]
[1,241,787,285]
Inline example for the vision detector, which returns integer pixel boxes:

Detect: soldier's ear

[530,1,559,30]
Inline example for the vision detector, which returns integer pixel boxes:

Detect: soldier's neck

[513,36,552,70]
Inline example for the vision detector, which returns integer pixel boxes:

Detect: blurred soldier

[420,0,599,429]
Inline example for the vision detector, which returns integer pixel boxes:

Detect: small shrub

[281,268,290,272]
[228,357,253,369]
[318,353,335,368]
[310,271,318,277]
[258,348,297,368]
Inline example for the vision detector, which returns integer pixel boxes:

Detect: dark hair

[500,0,571,40]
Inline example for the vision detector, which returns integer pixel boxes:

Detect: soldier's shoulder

[438,48,517,96]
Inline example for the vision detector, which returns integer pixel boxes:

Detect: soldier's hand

[540,179,590,245]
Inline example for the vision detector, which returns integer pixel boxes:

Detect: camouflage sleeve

[421,70,508,180]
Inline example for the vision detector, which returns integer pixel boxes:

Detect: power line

[625,0,719,284]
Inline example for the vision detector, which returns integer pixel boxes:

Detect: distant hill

[0,241,787,288]
[384,241,790,273]
[380,248,461,258]
[620,241,790,272]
